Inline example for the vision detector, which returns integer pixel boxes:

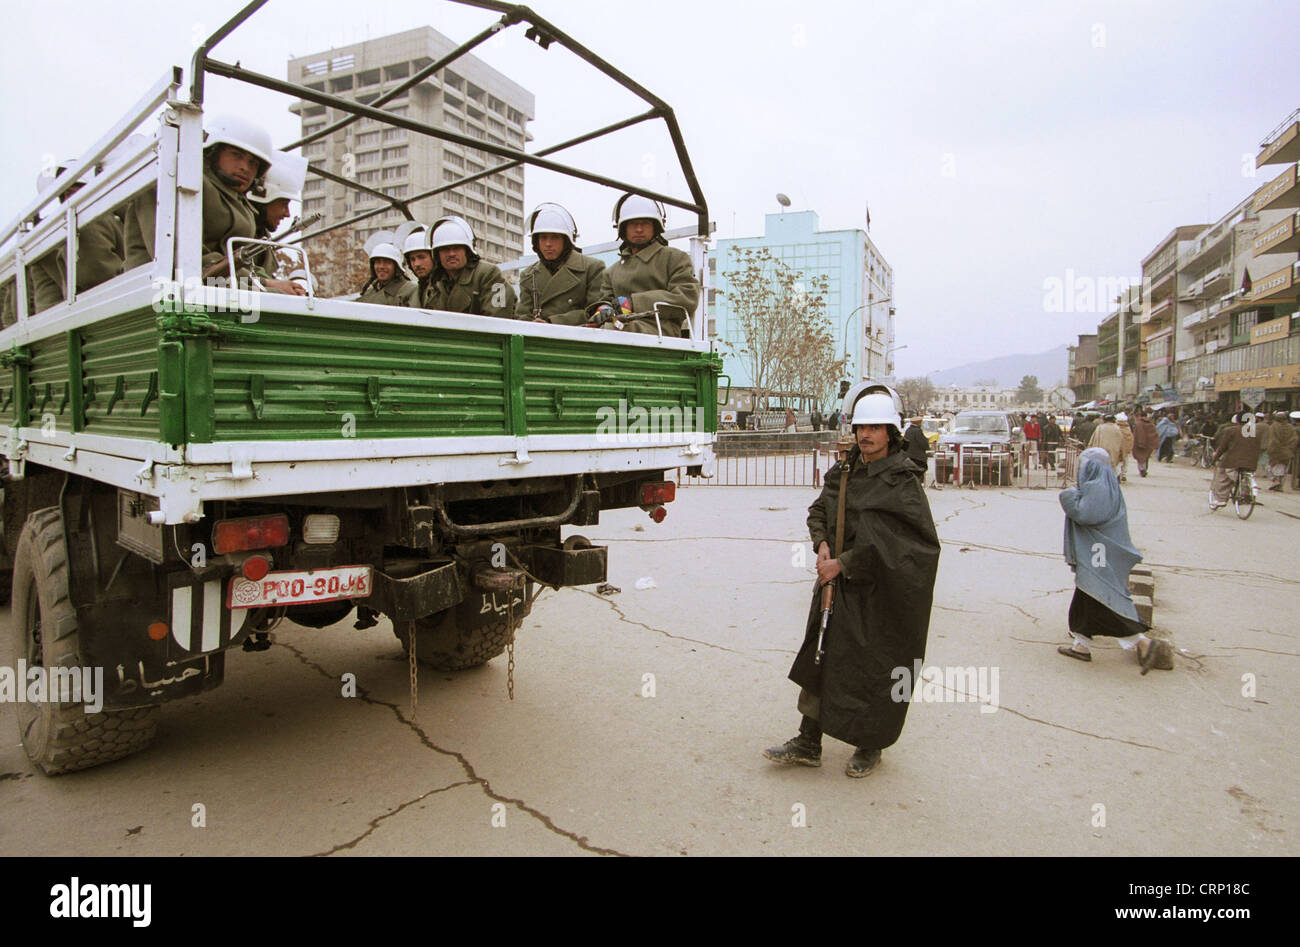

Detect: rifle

[201,213,323,280]
[815,453,851,666]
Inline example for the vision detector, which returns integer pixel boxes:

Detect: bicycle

[1229,467,1258,520]
[1187,434,1215,468]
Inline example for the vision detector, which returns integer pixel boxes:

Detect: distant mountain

[925,345,1070,389]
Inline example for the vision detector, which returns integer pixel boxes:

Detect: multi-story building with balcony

[1069,333,1098,405]
[288,28,535,264]
[1096,284,1143,403]
[1141,225,1204,402]
[1175,110,1300,411]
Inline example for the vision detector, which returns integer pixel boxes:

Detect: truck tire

[393,609,517,671]
[10,507,158,775]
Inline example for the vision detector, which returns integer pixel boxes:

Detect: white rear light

[302,514,341,544]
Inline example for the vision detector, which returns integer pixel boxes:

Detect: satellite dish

[776,193,791,208]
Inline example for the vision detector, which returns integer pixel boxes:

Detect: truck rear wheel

[10,507,158,775]
[393,608,517,671]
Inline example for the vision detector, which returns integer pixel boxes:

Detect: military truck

[0,0,720,774]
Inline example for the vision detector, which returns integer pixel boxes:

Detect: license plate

[227,565,372,609]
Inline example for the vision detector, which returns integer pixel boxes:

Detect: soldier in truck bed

[357,237,418,307]
[606,193,700,338]
[422,215,516,318]
[123,115,305,295]
[515,202,615,326]
[29,158,125,313]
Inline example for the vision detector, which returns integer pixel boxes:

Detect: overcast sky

[2,0,1296,378]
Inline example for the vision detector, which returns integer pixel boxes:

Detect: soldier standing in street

[606,193,700,337]
[764,392,941,777]
[422,215,516,318]
[514,202,615,326]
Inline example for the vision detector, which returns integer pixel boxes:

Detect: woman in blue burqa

[1058,447,1171,673]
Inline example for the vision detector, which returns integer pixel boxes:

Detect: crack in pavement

[1215,646,1300,658]
[310,780,477,856]
[598,535,805,545]
[940,539,1060,560]
[934,604,982,614]
[993,704,1172,752]
[933,496,986,526]
[276,641,631,857]
[999,601,1042,625]
[910,679,1171,751]
[1144,562,1297,588]
[577,587,755,658]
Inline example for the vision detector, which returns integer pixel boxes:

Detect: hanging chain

[506,594,515,701]
[408,620,418,720]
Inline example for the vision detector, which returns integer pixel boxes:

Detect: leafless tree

[302,225,370,298]
[720,246,845,411]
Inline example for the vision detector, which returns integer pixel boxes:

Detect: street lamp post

[843,296,893,377]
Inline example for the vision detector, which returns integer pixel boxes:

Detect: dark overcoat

[789,447,941,750]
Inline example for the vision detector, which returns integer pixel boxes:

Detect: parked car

[921,417,948,450]
[933,411,1023,485]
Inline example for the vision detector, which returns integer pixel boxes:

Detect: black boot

[845,747,881,778]
[763,716,822,767]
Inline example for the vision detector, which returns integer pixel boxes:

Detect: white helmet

[428,215,476,252]
[612,193,666,234]
[288,268,316,294]
[842,380,904,421]
[529,202,578,242]
[850,393,901,427]
[249,150,307,205]
[393,220,428,259]
[37,156,91,194]
[364,231,405,269]
[203,113,274,172]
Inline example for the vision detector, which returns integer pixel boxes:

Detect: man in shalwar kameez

[764,392,941,777]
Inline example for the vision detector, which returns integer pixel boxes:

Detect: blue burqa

[1059,447,1143,623]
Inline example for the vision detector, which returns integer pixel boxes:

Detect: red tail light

[242,555,271,581]
[213,515,290,554]
[641,482,676,505]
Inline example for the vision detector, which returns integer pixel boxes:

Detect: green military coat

[358,276,418,307]
[30,213,125,312]
[124,168,260,275]
[514,251,613,325]
[423,260,517,319]
[607,240,700,337]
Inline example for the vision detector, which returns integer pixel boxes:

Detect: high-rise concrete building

[288,28,535,263]
[713,210,895,397]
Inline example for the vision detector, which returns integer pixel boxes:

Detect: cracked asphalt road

[0,459,1294,856]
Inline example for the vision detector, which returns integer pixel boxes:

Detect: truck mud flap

[370,559,466,622]
[167,572,244,657]
[104,653,225,710]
